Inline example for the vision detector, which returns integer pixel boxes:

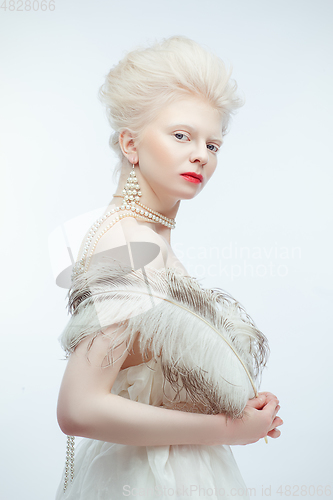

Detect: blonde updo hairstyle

[98,36,243,180]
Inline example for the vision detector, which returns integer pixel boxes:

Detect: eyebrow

[169,123,223,144]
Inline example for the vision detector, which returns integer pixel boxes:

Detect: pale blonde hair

[98,35,243,179]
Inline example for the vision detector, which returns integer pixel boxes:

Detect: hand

[246,391,278,409]
[215,392,283,446]
[243,392,283,443]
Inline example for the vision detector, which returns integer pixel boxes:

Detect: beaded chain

[63,435,75,493]
[119,166,175,227]
[71,209,171,280]
[71,168,176,280]
[66,166,177,491]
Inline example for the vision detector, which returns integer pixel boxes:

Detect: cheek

[207,158,218,179]
[141,137,178,172]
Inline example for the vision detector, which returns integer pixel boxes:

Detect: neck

[109,195,175,245]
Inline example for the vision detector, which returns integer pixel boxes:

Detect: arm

[57,324,283,447]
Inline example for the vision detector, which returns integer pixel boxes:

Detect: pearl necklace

[66,167,177,493]
[112,195,176,228]
[118,167,176,227]
[71,200,176,280]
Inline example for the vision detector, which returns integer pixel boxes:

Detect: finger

[263,398,280,413]
[246,398,261,409]
[247,395,266,409]
[268,417,283,434]
[273,405,281,418]
[267,428,281,439]
[258,392,279,405]
[258,391,278,399]
[271,416,283,429]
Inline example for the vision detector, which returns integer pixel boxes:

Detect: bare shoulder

[92,214,169,270]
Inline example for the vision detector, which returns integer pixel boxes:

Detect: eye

[174,133,190,141]
[207,144,219,153]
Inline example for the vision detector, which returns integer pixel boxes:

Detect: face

[134,96,224,202]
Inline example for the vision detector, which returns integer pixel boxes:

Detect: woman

[55,36,283,499]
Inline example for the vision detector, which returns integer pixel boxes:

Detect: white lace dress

[55,356,251,500]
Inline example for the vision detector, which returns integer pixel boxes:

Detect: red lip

[181,172,203,183]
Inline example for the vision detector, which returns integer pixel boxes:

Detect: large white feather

[59,254,269,418]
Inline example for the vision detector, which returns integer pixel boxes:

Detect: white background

[1,0,332,498]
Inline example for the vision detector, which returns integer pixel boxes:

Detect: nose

[189,142,208,166]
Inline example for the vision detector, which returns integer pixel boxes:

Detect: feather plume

[59,253,269,419]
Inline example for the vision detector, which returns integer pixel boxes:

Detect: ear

[119,129,139,165]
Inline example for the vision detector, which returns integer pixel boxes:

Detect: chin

[163,183,202,201]
[175,189,201,201]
